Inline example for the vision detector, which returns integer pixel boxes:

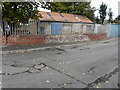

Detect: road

[2,38,118,88]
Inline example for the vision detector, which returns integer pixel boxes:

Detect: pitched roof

[38,11,93,23]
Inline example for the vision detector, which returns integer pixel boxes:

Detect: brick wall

[7,35,46,45]
[0,35,6,45]
[84,33,107,40]
[0,35,46,45]
[0,33,107,46]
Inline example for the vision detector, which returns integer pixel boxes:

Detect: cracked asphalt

[2,38,118,88]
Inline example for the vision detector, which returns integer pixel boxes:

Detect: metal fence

[2,21,94,36]
[96,24,110,34]
[2,21,38,36]
[110,24,120,38]
[94,23,112,38]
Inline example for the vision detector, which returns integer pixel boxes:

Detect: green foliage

[99,2,107,24]
[108,8,113,23]
[40,2,96,22]
[95,16,100,24]
[2,2,41,23]
[113,15,120,24]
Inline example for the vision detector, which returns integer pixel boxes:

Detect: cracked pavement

[2,38,119,88]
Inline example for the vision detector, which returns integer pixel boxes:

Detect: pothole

[80,48,83,50]
[46,48,52,50]
[87,66,96,74]
[10,64,17,67]
[80,47,90,51]
[2,63,47,76]
[56,52,62,54]
[33,63,46,70]
[56,48,65,52]
[71,46,78,49]
[0,73,10,75]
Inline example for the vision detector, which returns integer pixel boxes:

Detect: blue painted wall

[51,23,63,34]
[110,24,120,38]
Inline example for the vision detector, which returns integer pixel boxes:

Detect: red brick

[6,35,46,45]
[83,33,107,41]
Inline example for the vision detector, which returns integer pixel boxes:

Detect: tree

[113,15,120,24]
[40,2,96,22]
[95,16,100,24]
[108,8,113,23]
[2,2,41,35]
[99,2,107,24]
[2,2,41,23]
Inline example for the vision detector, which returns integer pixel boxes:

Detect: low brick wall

[0,35,6,45]
[84,33,107,40]
[0,35,46,45]
[0,33,106,46]
[46,34,90,43]
[7,35,46,45]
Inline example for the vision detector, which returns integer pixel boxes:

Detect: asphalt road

[2,38,118,88]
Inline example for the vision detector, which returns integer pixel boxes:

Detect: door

[51,23,62,34]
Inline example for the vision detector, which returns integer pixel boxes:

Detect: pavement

[1,37,119,88]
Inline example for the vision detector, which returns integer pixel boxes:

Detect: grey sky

[91,0,120,19]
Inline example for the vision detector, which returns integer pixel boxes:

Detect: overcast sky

[91,0,120,19]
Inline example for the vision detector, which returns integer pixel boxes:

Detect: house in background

[34,11,94,35]
[2,11,94,36]
[1,11,109,45]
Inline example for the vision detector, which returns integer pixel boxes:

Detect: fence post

[109,23,111,38]
[17,22,18,35]
[36,21,39,35]
[28,21,30,35]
